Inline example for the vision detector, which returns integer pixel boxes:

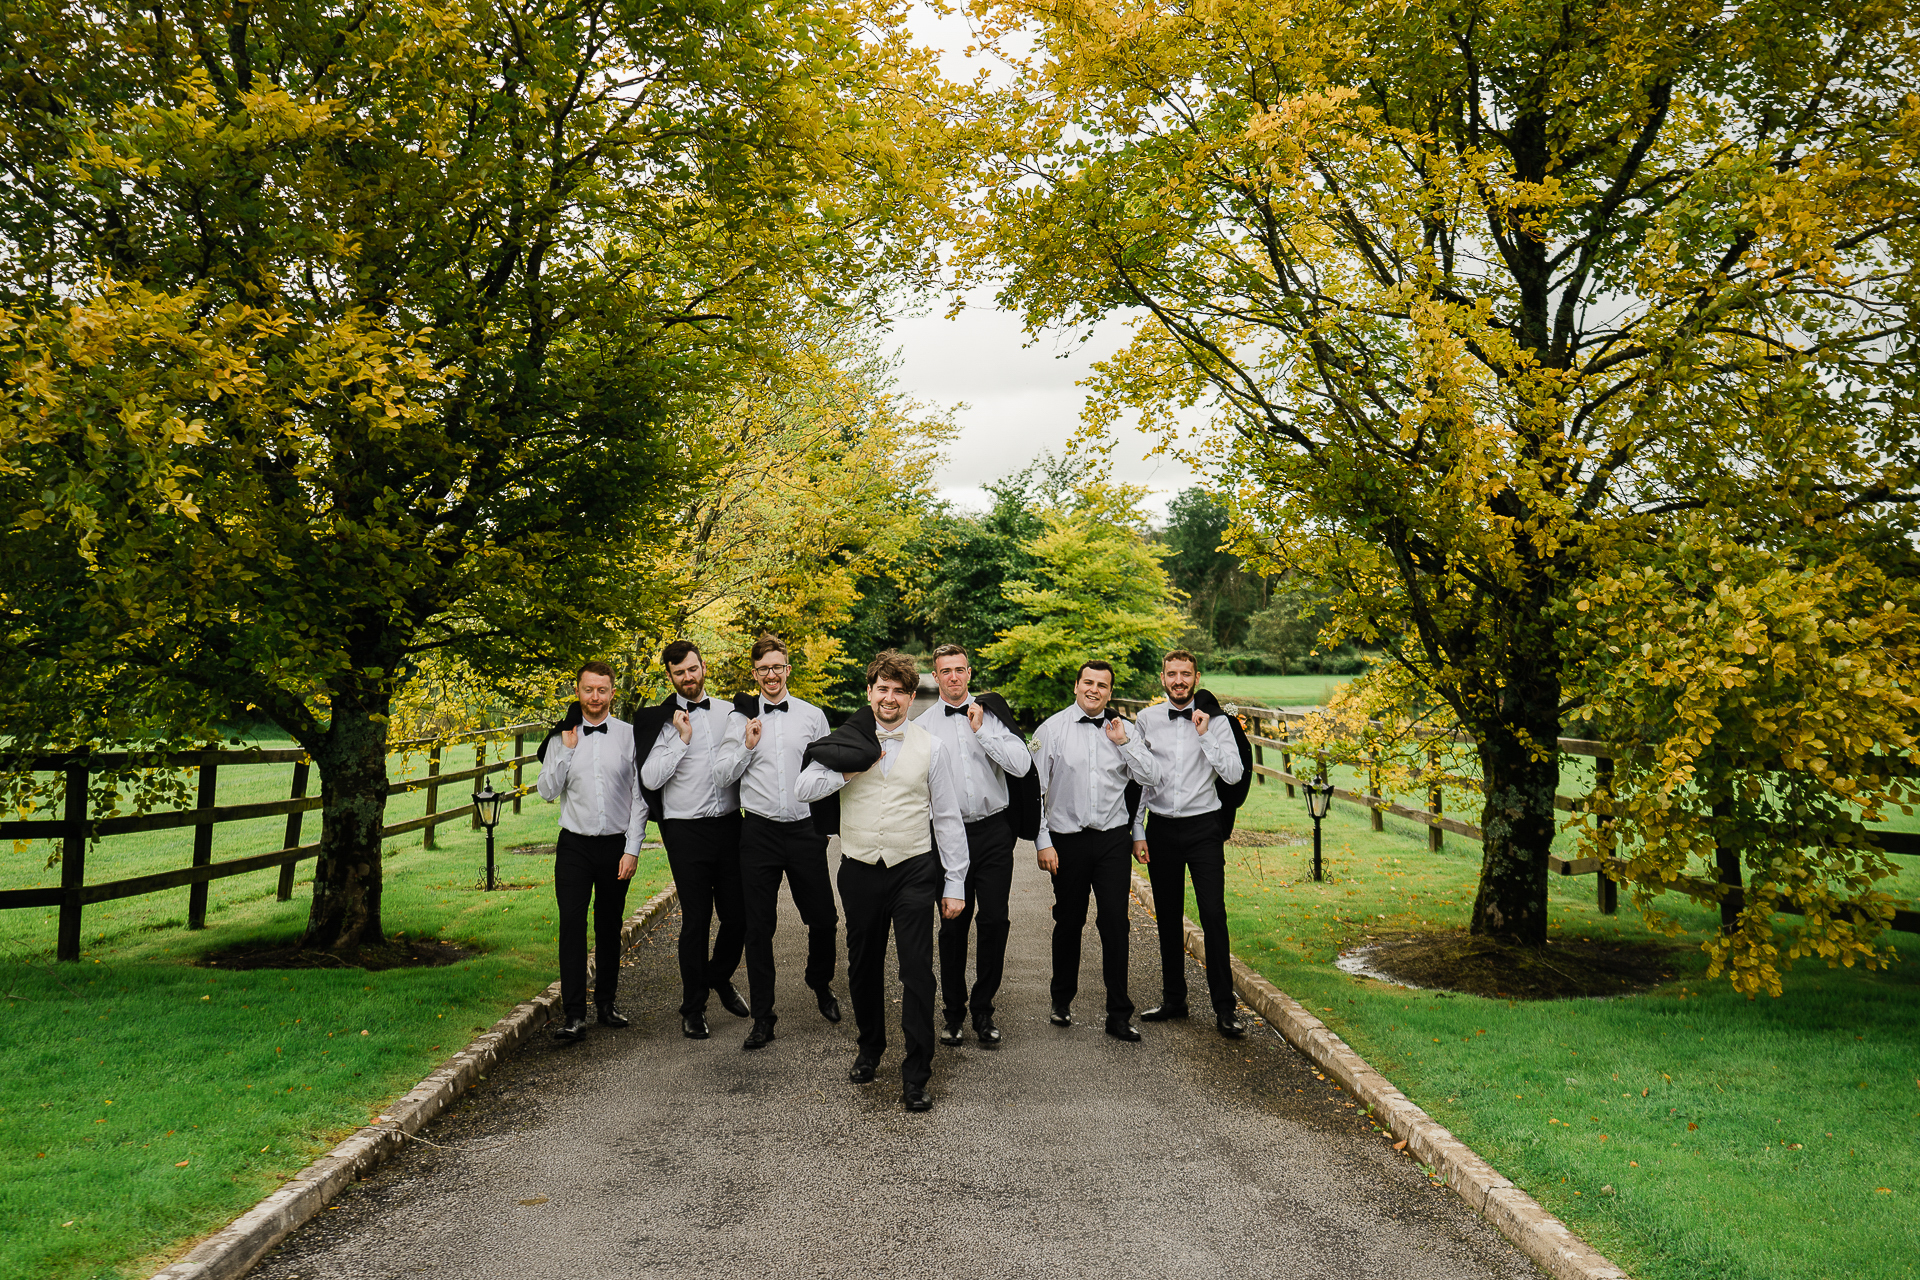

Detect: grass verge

[1203,778,1919,1280]
[2,787,669,1280]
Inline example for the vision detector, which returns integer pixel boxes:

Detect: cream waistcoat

[839,722,933,865]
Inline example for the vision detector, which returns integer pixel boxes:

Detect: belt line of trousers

[1144,809,1236,1012]
[1048,824,1134,1018]
[657,813,745,1017]
[739,811,839,1023]
[838,849,940,1090]
[553,829,632,1021]
[939,809,1015,1025]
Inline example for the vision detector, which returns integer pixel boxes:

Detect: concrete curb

[148,885,681,1280]
[1129,873,1628,1280]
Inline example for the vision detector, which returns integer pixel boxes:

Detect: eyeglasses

[752,663,790,676]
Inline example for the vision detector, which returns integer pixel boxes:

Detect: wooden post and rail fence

[0,722,543,961]
[1113,698,1920,936]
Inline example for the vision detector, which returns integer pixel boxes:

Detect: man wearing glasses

[715,633,841,1050]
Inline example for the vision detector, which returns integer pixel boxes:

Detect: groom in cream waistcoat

[797,650,968,1113]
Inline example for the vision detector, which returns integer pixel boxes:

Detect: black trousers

[939,809,1015,1025]
[1145,810,1236,1012]
[554,829,633,1021]
[740,812,839,1023]
[1049,825,1135,1018]
[658,813,745,1016]
[838,850,940,1090]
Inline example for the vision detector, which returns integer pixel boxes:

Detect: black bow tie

[1078,714,1109,726]
[1167,705,1194,720]
[682,698,710,712]
[944,702,971,716]
[762,701,788,714]
[581,721,609,735]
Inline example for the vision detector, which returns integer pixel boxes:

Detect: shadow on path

[253,843,1539,1280]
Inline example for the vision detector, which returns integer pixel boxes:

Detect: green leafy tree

[964,0,1920,977]
[0,0,950,953]
[981,484,1187,713]
[1161,487,1269,647]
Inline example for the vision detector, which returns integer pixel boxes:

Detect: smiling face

[933,653,971,705]
[667,652,707,701]
[869,675,913,728]
[1161,657,1197,705]
[752,648,790,702]
[576,670,614,722]
[1074,666,1113,717]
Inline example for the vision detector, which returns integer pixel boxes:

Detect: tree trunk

[300,676,394,953]
[1468,646,1561,947]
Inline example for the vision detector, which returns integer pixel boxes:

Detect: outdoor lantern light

[1304,773,1334,882]
[473,783,505,891]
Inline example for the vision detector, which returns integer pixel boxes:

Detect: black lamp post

[1304,773,1334,882]
[473,782,505,890]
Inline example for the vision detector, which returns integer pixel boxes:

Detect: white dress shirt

[535,715,648,855]
[912,696,1032,823]
[639,694,741,819]
[795,726,971,898]
[1131,699,1246,838]
[714,693,830,822]
[1033,703,1160,848]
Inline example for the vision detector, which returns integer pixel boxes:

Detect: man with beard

[1130,650,1254,1037]
[1032,660,1159,1042]
[638,641,748,1040]
[714,633,842,1050]
[796,651,967,1112]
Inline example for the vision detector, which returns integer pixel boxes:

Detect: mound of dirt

[194,937,478,971]
[1337,931,1685,1000]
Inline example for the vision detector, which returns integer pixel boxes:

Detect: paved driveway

[252,844,1538,1280]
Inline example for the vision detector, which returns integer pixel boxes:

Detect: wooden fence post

[1595,755,1617,914]
[513,733,525,814]
[56,756,88,962]
[1281,724,1294,798]
[277,760,310,902]
[424,745,441,850]
[187,756,218,929]
[1427,749,1444,853]
[1368,737,1384,832]
[471,741,486,830]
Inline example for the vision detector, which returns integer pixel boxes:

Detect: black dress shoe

[974,1018,1002,1047]
[1104,1018,1142,1042]
[596,1005,630,1028]
[1216,1009,1248,1038]
[847,1059,877,1084]
[743,1019,777,1051]
[714,983,750,1018]
[552,1016,587,1042]
[1049,1005,1072,1027]
[902,1085,933,1112]
[815,987,842,1024]
[1139,1004,1189,1022]
[681,1013,710,1040]
[939,1019,965,1047]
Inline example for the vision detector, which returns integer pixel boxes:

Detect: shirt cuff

[942,874,967,899]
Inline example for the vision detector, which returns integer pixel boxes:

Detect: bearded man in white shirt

[535,660,646,1042]
[1033,660,1160,1042]
[796,650,968,1113]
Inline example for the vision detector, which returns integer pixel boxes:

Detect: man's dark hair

[661,639,701,668]
[749,633,789,664]
[576,659,615,683]
[866,649,920,691]
[1161,649,1199,671]
[1077,659,1116,685]
[930,643,968,663]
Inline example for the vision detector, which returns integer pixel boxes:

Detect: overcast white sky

[884,6,1206,519]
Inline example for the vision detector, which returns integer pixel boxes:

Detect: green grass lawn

[1,754,671,1280]
[1208,778,1919,1280]
[1195,673,1352,705]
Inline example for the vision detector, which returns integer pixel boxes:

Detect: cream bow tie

[876,729,906,742]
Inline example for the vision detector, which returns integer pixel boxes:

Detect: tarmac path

[251,844,1540,1280]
